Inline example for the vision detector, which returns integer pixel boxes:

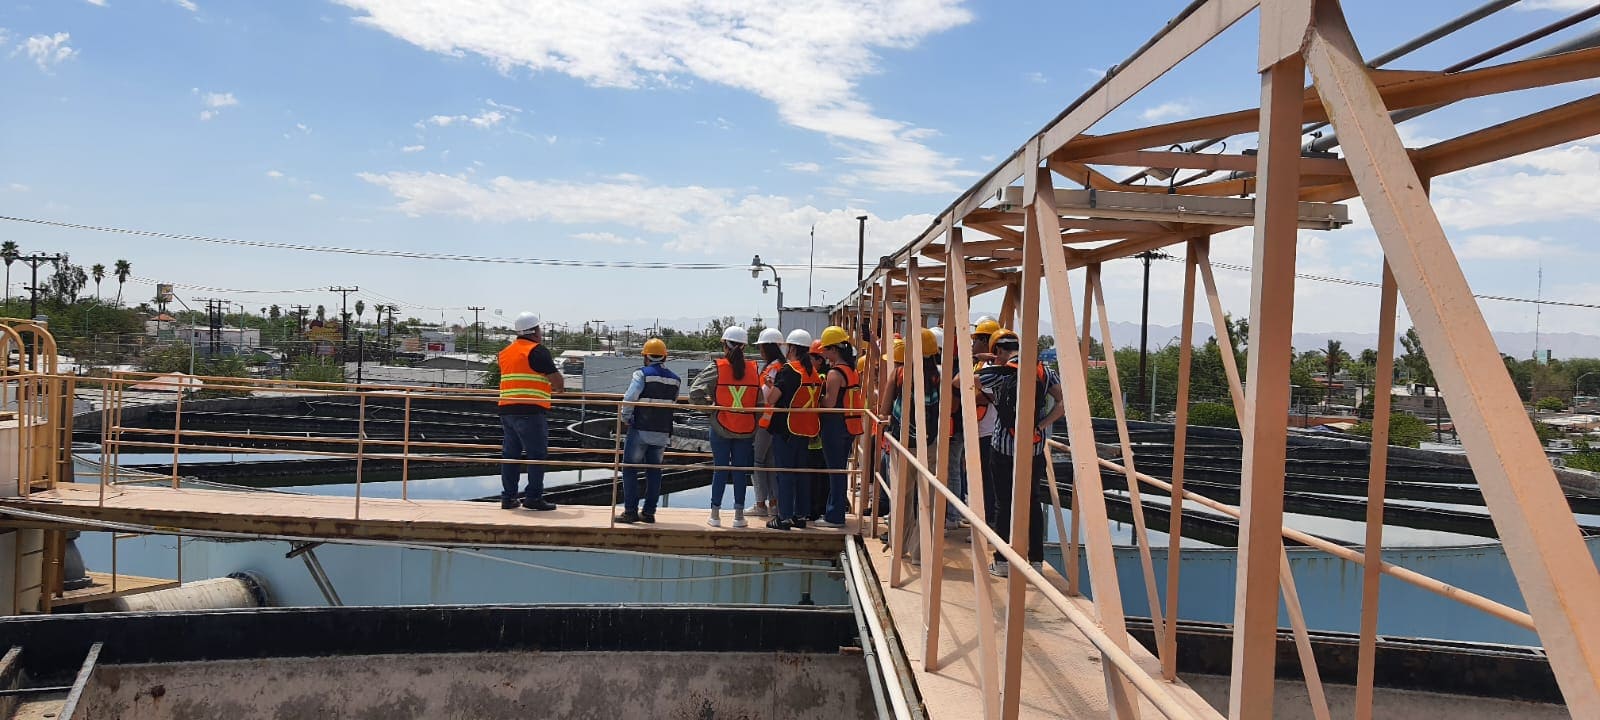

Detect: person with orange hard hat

[615,338,680,525]
[689,326,759,528]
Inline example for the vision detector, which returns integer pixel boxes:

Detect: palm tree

[1323,339,1348,382]
[91,263,106,300]
[315,305,326,322]
[113,259,132,306]
[1,241,18,305]
[354,299,365,327]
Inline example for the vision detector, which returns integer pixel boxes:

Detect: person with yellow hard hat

[615,338,680,524]
[968,317,1003,525]
[976,328,1066,576]
[688,326,759,528]
[816,325,863,528]
[498,312,565,511]
[874,327,941,557]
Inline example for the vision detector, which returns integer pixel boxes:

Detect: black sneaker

[616,510,641,524]
[522,499,558,511]
[791,517,808,529]
[639,512,656,524]
[500,497,520,510]
[766,517,793,531]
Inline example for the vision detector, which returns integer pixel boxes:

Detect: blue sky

[0,0,1596,343]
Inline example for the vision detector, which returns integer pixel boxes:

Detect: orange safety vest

[785,361,823,438]
[757,359,784,430]
[713,357,762,435]
[832,365,866,436]
[497,338,552,408]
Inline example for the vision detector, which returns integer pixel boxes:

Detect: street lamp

[1575,371,1599,406]
[750,254,784,315]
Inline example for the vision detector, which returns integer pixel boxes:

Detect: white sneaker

[733,507,748,528]
[1031,561,1044,573]
[707,508,721,528]
[814,519,845,529]
[747,503,770,518]
[988,560,1009,578]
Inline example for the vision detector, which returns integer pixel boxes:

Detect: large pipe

[88,572,269,613]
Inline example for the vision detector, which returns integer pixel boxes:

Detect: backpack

[890,365,940,442]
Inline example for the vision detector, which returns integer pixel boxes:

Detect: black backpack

[983,363,1047,436]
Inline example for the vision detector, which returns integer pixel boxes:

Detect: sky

[0,0,1596,345]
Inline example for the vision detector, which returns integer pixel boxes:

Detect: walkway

[0,484,851,560]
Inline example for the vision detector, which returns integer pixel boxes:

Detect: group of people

[494,310,1061,574]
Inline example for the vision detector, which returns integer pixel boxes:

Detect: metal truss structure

[833,1,1600,717]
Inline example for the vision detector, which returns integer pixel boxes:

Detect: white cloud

[1433,139,1600,230]
[335,0,974,193]
[357,170,934,257]
[5,183,29,192]
[196,90,238,121]
[1522,0,1592,9]
[1139,100,1192,122]
[172,0,198,11]
[85,0,109,6]
[266,170,285,178]
[420,108,506,129]
[15,33,77,71]
[1025,71,1047,85]
[308,193,326,201]
[785,161,822,173]
[1453,234,1564,261]
[572,232,646,247]
[401,144,426,153]
[296,122,311,134]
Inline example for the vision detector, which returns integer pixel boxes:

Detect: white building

[175,325,261,352]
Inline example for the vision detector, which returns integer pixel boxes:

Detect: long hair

[831,342,857,368]
[922,355,940,384]
[760,342,784,366]
[724,341,747,379]
[789,343,815,375]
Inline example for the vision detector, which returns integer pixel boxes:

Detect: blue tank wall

[77,534,847,608]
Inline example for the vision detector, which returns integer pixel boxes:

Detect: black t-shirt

[500,342,561,415]
[770,365,801,436]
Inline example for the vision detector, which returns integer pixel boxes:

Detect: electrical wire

[0,215,856,271]
[1168,256,1600,311]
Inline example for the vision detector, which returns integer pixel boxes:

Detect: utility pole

[290,305,310,333]
[468,306,484,354]
[855,215,867,333]
[1134,250,1170,415]
[330,286,358,346]
[20,253,63,321]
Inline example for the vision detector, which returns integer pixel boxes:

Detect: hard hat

[809,339,824,356]
[721,326,748,345]
[513,312,541,334]
[975,315,995,327]
[785,329,812,349]
[642,338,668,358]
[918,328,939,357]
[929,327,945,351]
[882,338,906,363]
[757,328,785,345]
[972,319,1001,337]
[818,325,850,348]
[989,329,1020,352]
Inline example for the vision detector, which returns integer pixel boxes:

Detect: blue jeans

[771,432,813,521]
[709,433,753,509]
[819,416,853,524]
[500,413,548,502]
[621,429,666,514]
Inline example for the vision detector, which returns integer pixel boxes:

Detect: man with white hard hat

[497,312,565,511]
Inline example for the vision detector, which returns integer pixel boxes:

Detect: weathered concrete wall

[79,651,872,720]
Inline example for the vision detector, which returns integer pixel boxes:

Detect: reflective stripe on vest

[757,360,784,430]
[498,338,552,408]
[714,357,762,434]
[633,364,681,435]
[831,365,866,436]
[784,361,822,438]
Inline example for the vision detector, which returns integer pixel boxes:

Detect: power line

[0,214,856,271]
[1168,256,1600,311]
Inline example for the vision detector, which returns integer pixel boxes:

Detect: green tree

[91,263,105,300]
[1399,327,1433,389]
[1324,339,1348,384]
[1,241,17,304]
[291,359,345,385]
[112,259,132,305]
[1189,402,1239,429]
[1536,396,1566,412]
[1351,412,1431,448]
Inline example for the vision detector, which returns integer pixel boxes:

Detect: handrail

[881,433,1203,720]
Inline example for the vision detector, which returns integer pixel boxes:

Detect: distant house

[1390,384,1448,419]
[413,353,496,371]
